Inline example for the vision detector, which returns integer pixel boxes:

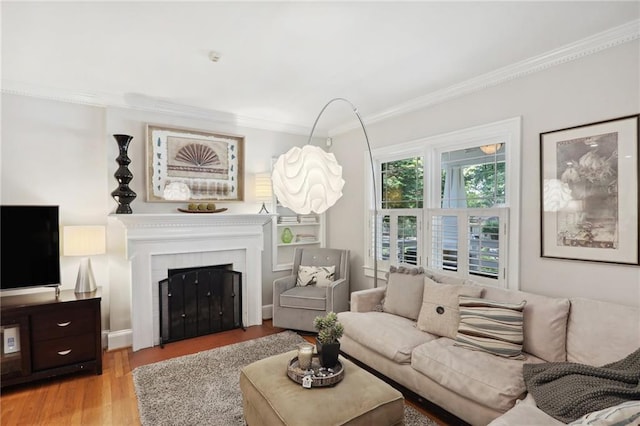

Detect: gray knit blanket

[523,348,640,423]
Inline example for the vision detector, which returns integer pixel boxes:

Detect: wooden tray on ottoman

[287,355,344,387]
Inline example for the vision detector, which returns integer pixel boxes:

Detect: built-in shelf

[272,197,325,271]
[277,241,321,247]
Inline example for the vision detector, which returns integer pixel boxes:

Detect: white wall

[103,107,301,333]
[1,94,111,326]
[328,41,640,307]
[3,39,638,344]
[1,94,302,340]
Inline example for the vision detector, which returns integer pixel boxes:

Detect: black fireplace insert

[159,265,244,346]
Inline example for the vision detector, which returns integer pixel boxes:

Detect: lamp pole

[305,98,379,288]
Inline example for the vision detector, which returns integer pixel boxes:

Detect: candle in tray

[298,343,314,370]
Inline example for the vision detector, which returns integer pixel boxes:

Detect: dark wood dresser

[0,289,102,388]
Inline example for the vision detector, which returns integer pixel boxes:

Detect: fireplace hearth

[159,265,243,346]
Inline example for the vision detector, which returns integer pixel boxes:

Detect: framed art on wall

[146,125,244,202]
[540,114,639,265]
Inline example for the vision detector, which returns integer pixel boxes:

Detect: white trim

[0,81,310,136]
[107,329,132,350]
[332,19,640,136]
[262,304,273,320]
[2,20,637,137]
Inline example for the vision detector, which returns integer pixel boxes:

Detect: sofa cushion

[482,286,570,362]
[338,311,435,364]
[296,265,335,287]
[567,298,640,365]
[280,286,326,310]
[455,296,526,359]
[416,278,483,338]
[382,266,425,320]
[486,394,564,426]
[411,338,544,411]
[568,400,640,426]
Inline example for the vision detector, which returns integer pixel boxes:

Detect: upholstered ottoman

[240,350,405,426]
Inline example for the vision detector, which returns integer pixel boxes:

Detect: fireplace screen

[159,266,243,346]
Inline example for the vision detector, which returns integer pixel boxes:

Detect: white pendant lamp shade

[272,145,345,214]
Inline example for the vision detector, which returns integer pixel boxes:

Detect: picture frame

[540,114,639,265]
[146,125,244,202]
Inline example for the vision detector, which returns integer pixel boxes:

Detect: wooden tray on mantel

[177,208,228,214]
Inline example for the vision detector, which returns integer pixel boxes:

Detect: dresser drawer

[31,306,95,341]
[32,333,96,371]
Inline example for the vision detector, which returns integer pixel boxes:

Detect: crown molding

[0,81,311,136]
[331,19,640,136]
[3,19,638,137]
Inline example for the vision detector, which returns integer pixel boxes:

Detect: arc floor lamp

[271,97,379,287]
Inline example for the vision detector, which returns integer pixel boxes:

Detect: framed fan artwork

[146,125,244,202]
[540,114,639,265]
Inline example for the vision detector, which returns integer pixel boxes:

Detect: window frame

[364,117,521,290]
[425,207,509,287]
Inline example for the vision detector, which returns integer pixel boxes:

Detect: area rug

[133,331,435,425]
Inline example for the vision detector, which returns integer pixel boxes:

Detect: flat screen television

[1,205,61,291]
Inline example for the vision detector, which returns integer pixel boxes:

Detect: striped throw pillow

[455,296,526,359]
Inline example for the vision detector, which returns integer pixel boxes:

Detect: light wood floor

[0,321,449,425]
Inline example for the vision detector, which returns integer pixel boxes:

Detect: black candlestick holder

[111,134,137,214]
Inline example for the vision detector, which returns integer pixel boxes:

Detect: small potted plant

[313,311,344,368]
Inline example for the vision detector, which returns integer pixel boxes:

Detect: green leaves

[313,311,344,344]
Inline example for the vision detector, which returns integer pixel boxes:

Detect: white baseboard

[107,329,132,350]
[262,304,273,320]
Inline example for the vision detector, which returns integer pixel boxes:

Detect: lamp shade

[63,226,106,256]
[255,173,273,203]
[480,143,503,155]
[271,145,345,214]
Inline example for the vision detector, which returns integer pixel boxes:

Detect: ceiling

[2,1,639,135]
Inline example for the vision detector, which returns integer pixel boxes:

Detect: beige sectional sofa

[337,267,640,425]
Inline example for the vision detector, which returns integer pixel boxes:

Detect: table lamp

[255,173,273,214]
[63,225,106,293]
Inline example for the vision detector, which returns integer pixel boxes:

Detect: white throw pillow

[416,277,483,338]
[382,266,425,320]
[296,265,336,287]
[568,401,640,425]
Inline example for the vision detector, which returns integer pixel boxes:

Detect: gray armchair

[273,247,350,332]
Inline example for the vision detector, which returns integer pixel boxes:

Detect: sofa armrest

[326,278,349,313]
[273,275,296,308]
[350,287,386,312]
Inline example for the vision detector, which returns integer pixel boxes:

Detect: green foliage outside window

[464,163,506,207]
[381,157,424,209]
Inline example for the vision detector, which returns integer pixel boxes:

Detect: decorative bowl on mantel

[178,203,228,213]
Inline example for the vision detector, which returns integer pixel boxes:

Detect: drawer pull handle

[57,321,72,327]
[57,349,72,356]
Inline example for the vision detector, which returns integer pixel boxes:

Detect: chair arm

[326,278,349,313]
[350,287,386,312]
[273,275,296,308]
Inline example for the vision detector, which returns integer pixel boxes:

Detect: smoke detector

[209,51,222,62]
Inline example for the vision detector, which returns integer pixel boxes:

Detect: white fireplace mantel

[110,213,273,351]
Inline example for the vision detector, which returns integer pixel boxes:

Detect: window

[366,118,521,289]
[381,157,423,209]
[375,157,423,267]
[435,144,508,286]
